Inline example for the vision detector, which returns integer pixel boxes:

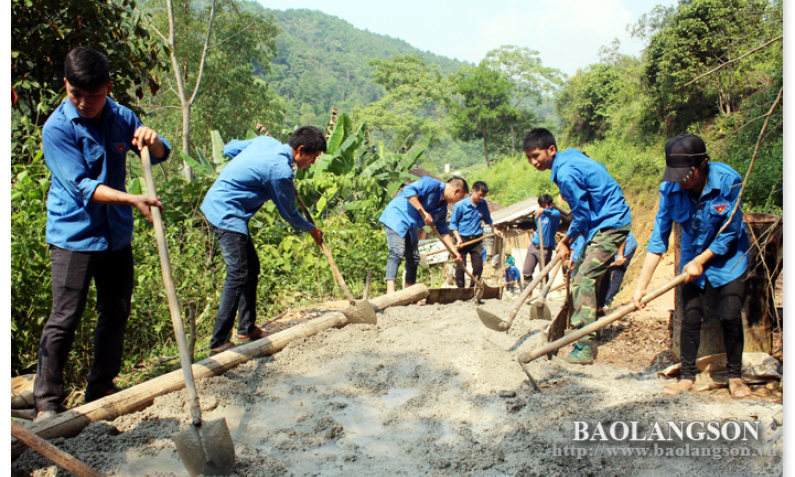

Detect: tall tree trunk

[165,0,217,180]
[483,125,490,167]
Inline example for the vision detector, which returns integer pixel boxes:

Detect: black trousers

[34,245,134,413]
[522,242,554,285]
[679,273,746,380]
[455,235,483,288]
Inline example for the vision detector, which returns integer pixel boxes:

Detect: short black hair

[538,194,554,207]
[64,47,110,92]
[288,126,327,153]
[522,128,557,152]
[447,177,469,194]
[472,181,489,193]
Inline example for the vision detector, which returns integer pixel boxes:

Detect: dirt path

[13,277,783,476]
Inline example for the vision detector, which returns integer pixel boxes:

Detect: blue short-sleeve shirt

[646,162,748,288]
[450,197,493,236]
[532,208,561,247]
[378,176,450,243]
[200,136,315,235]
[43,98,171,251]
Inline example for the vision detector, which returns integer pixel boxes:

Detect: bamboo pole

[12,285,428,460]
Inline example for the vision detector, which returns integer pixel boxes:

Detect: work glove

[309,227,324,246]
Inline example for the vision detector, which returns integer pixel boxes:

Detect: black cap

[662,134,709,182]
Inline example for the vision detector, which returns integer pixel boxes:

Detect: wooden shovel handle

[428,224,479,283]
[519,273,688,364]
[508,253,562,321]
[141,147,202,426]
[292,184,356,304]
[426,233,497,257]
[12,420,107,477]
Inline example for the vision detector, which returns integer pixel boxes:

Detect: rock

[498,390,517,398]
[773,410,783,427]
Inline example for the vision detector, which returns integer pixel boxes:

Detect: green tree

[351,55,454,152]
[642,0,776,133]
[145,0,281,178]
[11,0,169,163]
[450,63,520,167]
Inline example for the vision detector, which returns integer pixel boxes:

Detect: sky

[255,0,680,76]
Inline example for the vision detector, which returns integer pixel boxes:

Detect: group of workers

[33,46,752,421]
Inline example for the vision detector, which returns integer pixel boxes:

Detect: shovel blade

[349,300,378,324]
[529,301,552,322]
[173,418,235,477]
[476,307,510,332]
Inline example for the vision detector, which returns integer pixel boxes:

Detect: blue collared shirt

[505,265,521,282]
[43,98,171,251]
[620,232,638,258]
[200,136,315,235]
[450,197,493,236]
[550,149,632,242]
[647,162,748,288]
[570,235,586,263]
[379,176,450,243]
[532,208,561,247]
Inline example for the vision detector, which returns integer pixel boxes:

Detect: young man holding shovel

[449,181,503,288]
[524,128,632,365]
[201,127,326,355]
[379,177,469,295]
[521,194,561,289]
[632,134,750,398]
[35,47,171,421]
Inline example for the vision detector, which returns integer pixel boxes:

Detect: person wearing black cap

[632,134,751,398]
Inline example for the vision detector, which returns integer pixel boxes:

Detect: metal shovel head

[529,300,551,322]
[476,307,510,332]
[173,418,235,477]
[350,300,378,324]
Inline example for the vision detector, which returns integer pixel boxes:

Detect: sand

[12,296,783,476]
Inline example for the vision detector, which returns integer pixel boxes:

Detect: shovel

[420,232,496,267]
[141,147,236,477]
[477,253,563,331]
[293,184,377,324]
[529,259,562,322]
[517,273,689,391]
[427,224,499,303]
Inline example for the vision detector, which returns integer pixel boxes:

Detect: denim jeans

[210,226,260,349]
[34,245,133,413]
[384,225,420,283]
[597,247,636,308]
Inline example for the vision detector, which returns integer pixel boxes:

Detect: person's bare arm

[632,252,662,309]
[91,185,161,223]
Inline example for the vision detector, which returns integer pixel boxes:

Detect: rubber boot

[563,342,594,365]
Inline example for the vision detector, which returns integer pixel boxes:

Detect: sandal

[663,379,693,396]
[729,380,752,399]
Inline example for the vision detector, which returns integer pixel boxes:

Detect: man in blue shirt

[521,194,561,288]
[505,265,521,295]
[449,181,503,288]
[35,47,171,421]
[596,232,638,311]
[379,177,468,295]
[633,134,750,398]
[201,127,325,355]
[524,128,632,364]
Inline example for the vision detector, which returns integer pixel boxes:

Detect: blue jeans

[384,226,420,283]
[210,226,260,349]
[597,247,636,308]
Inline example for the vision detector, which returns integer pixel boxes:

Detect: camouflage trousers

[570,224,632,343]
